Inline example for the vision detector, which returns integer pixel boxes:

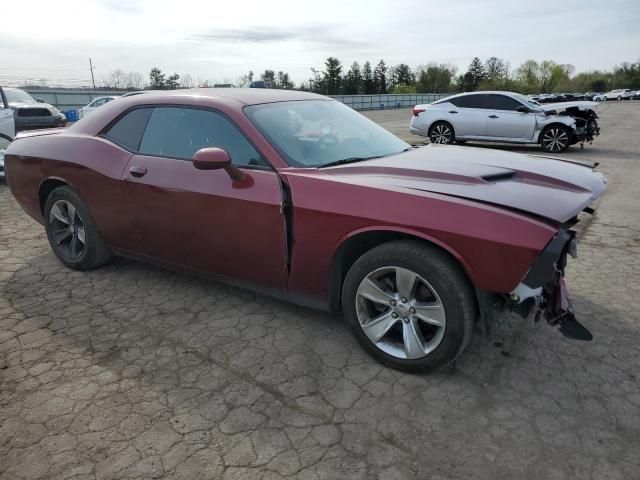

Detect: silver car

[410,91,600,153]
[5,88,66,131]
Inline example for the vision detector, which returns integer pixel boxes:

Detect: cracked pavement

[1,102,640,479]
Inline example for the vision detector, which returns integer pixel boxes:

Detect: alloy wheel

[355,266,446,360]
[542,128,569,153]
[49,199,86,260]
[430,124,452,144]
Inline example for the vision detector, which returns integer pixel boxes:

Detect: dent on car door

[483,94,536,140]
[120,106,289,290]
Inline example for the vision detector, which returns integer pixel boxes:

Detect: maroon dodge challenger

[4,89,606,371]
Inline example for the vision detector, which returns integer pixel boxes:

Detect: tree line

[302,57,640,95]
[98,58,640,94]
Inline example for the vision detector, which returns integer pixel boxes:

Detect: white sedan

[79,96,116,119]
[410,91,600,153]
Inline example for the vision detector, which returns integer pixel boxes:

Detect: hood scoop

[481,171,516,182]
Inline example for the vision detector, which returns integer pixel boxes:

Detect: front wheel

[341,241,476,372]
[44,186,112,270]
[541,125,571,153]
[428,121,455,145]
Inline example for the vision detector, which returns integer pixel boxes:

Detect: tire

[428,121,455,145]
[44,186,112,270]
[341,240,476,372]
[541,124,572,153]
[617,96,622,101]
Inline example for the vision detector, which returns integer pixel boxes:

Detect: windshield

[5,88,37,104]
[245,100,409,167]
[512,93,543,111]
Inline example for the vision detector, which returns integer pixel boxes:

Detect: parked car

[585,92,603,101]
[592,93,606,101]
[602,89,634,101]
[4,88,66,131]
[410,91,600,153]
[536,93,555,103]
[0,87,16,180]
[4,89,606,371]
[79,96,116,119]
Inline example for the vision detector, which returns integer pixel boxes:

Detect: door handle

[129,166,147,177]
[448,110,458,114]
[488,115,499,119]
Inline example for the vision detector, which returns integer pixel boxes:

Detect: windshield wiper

[319,155,384,168]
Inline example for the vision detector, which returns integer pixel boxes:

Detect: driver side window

[138,107,268,167]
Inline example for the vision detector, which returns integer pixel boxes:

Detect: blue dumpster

[64,110,78,122]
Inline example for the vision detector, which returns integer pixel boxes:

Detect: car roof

[127,88,328,106]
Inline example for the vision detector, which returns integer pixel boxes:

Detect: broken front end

[507,227,593,341]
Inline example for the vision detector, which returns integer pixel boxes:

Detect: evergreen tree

[466,57,486,90]
[343,62,363,94]
[362,61,374,94]
[149,67,166,89]
[166,73,180,89]
[373,60,388,94]
[390,63,414,89]
[276,71,295,89]
[261,70,276,87]
[323,57,343,95]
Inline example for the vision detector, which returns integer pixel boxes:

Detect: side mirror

[516,105,531,113]
[36,98,45,103]
[193,147,243,180]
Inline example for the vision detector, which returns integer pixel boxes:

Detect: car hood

[316,145,606,223]
[9,101,56,112]
[540,101,598,113]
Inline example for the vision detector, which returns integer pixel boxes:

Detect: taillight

[412,108,425,117]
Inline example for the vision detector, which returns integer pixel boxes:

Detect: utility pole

[89,58,96,89]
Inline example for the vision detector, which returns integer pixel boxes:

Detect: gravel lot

[1,102,639,480]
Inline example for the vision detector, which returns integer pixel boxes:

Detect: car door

[447,94,488,138]
[0,87,15,150]
[121,106,289,290]
[483,94,536,141]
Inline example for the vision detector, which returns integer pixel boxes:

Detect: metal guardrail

[22,88,451,112]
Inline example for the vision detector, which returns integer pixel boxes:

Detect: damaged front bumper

[508,229,593,341]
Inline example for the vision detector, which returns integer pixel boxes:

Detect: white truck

[0,87,16,180]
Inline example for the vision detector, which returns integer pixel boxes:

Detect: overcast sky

[1,0,639,87]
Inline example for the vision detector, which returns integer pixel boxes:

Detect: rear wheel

[541,125,571,153]
[44,186,112,270]
[428,121,455,145]
[341,241,476,372]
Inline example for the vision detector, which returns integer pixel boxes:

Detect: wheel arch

[38,177,71,214]
[427,119,455,138]
[327,227,477,312]
[537,121,574,144]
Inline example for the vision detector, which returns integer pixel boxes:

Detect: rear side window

[138,107,267,167]
[485,94,521,111]
[451,94,486,109]
[104,108,152,151]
